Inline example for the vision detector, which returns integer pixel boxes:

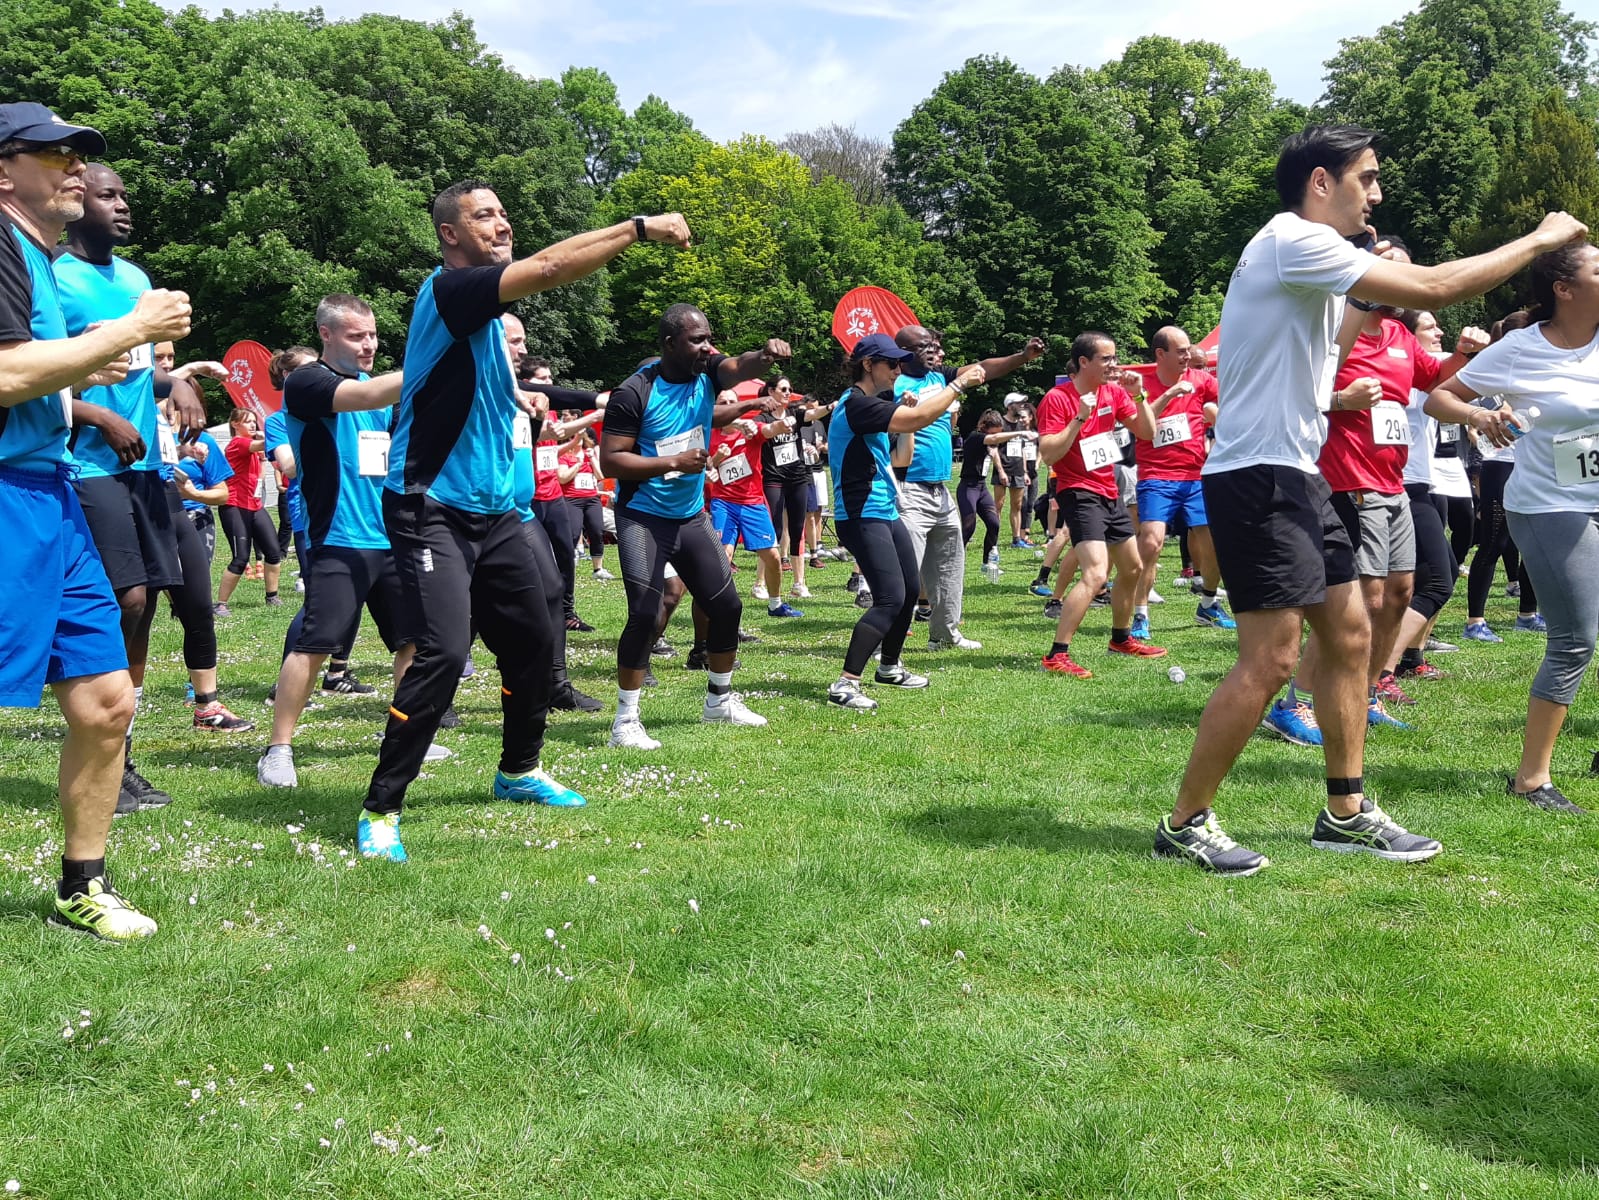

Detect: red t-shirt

[1137,368,1218,483]
[560,446,601,499]
[533,437,563,501]
[1037,380,1137,500]
[224,434,263,510]
[706,425,765,506]
[1320,319,1443,494]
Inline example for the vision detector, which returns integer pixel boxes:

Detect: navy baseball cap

[0,103,107,155]
[851,332,913,361]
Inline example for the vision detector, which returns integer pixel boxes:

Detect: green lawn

[3,529,1598,1200]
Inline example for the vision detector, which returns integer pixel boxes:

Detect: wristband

[632,215,647,243]
[950,382,965,396]
[1348,297,1378,313]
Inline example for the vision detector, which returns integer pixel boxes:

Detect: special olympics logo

[229,359,254,388]
[844,307,880,340]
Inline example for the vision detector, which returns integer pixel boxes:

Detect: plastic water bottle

[1506,405,1541,439]
[984,550,1001,584]
[1167,665,1186,684]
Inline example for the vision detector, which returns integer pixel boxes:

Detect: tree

[780,123,890,206]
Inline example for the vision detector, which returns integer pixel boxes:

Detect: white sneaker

[791,584,811,599]
[592,567,615,581]
[703,694,767,726]
[423,742,453,763]
[827,678,878,711]
[1148,588,1165,605]
[294,577,305,594]
[609,718,661,750]
[257,744,297,788]
[928,632,982,650]
[752,582,769,600]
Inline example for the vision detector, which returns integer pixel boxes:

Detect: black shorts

[73,470,182,592]
[1203,464,1357,613]
[1057,488,1134,546]
[293,545,405,655]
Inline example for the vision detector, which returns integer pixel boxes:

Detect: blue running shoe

[1261,699,1322,747]
[1513,613,1548,634]
[357,811,407,862]
[1196,602,1238,630]
[1463,621,1503,644]
[1367,698,1411,730]
[494,767,587,807]
[767,602,805,619]
[1130,614,1151,641]
[1030,582,1053,597]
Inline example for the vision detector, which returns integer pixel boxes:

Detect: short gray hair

[315,293,373,333]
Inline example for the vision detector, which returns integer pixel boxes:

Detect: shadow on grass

[902,802,1153,856]
[1330,1055,1599,1173]
[0,778,58,811]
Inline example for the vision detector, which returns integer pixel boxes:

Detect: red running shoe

[1397,661,1447,682]
[1108,637,1168,658]
[1375,673,1417,705]
[1041,651,1093,679]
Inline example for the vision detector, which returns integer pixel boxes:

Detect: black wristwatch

[632,215,647,243]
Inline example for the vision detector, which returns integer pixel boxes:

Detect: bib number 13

[1554,427,1599,487]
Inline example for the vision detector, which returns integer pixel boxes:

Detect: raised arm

[329,371,404,413]
[887,365,985,434]
[500,215,692,303]
[1349,213,1587,310]
[0,288,191,407]
[968,337,1047,385]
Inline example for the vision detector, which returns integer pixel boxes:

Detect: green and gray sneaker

[1153,810,1268,876]
[1311,799,1441,862]
[49,875,158,941]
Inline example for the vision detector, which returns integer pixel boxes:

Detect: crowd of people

[3,98,1594,941]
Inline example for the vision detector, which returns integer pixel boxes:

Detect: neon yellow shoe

[49,875,158,941]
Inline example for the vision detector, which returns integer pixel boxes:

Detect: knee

[1080,564,1109,592]
[78,677,136,740]
[116,585,148,617]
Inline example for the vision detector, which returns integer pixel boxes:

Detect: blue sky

[189,0,1426,141]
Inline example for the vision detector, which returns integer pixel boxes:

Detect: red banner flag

[831,287,919,354]
[220,341,281,421]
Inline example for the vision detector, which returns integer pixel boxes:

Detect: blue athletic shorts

[1136,478,1208,529]
[0,468,128,707]
[711,498,777,551]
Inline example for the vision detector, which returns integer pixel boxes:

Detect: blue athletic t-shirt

[829,386,901,521]
[263,410,307,534]
[177,431,232,513]
[387,264,516,515]
[53,251,158,477]
[604,356,728,520]
[283,361,390,551]
[895,368,954,483]
[0,223,72,471]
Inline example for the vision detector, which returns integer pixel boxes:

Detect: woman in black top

[760,377,835,599]
[958,410,1035,562]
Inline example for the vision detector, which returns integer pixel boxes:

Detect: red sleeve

[1037,388,1070,436]
[1195,371,1219,404]
[225,436,253,470]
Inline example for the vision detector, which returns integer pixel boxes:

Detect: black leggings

[957,481,1000,558]
[836,518,919,675]
[764,478,807,557]
[531,496,577,619]
[220,504,281,573]
[164,485,218,671]
[615,507,741,671]
[1406,484,1456,621]
[1468,461,1535,618]
[1443,493,1474,565]
[568,495,605,561]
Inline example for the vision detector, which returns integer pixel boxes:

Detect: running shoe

[49,874,158,940]
[1506,777,1587,815]
[1514,613,1548,634]
[494,767,586,807]
[752,582,770,600]
[1108,637,1168,659]
[1311,799,1442,862]
[323,672,375,695]
[1153,810,1268,877]
[1089,587,1111,607]
[1423,636,1459,653]
[827,678,878,712]
[438,705,461,729]
[703,693,767,726]
[1463,621,1503,644]
[790,584,812,599]
[357,811,407,862]
[1397,661,1447,682]
[1260,699,1321,747]
[295,577,305,594]
[1147,588,1165,605]
[685,646,708,671]
[1195,602,1238,630]
[211,602,232,618]
[1041,651,1092,679]
[1043,599,1063,620]
[117,762,172,814]
[424,743,452,763]
[809,555,826,569]
[651,637,677,658]
[193,700,255,732]
[767,601,805,618]
[565,615,596,632]
[1506,581,1521,598]
[737,627,762,644]
[460,655,476,679]
[1029,582,1053,597]
[781,557,793,572]
[593,566,616,581]
[874,663,930,688]
[1129,614,1151,641]
[913,604,932,623]
[1374,673,1417,706]
[257,744,297,788]
[1367,698,1412,729]
[551,685,603,713]
[928,632,982,650]
[855,589,874,610]
[264,594,284,607]
[845,572,864,594]
[1010,539,1028,550]
[609,718,661,749]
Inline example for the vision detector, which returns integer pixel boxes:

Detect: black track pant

[532,496,578,620]
[957,481,1000,559]
[615,507,741,671]
[764,478,807,557]
[220,504,281,573]
[836,517,919,676]
[365,494,554,814]
[1468,461,1535,618]
[1405,484,1457,621]
[568,495,605,560]
[522,517,571,689]
[164,485,217,671]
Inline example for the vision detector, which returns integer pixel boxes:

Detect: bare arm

[1125,399,1155,442]
[714,340,793,390]
[271,444,297,480]
[70,399,146,466]
[499,215,692,303]
[968,337,1047,385]
[887,366,984,434]
[1425,376,1517,447]
[1349,212,1587,310]
[329,371,404,413]
[600,429,706,480]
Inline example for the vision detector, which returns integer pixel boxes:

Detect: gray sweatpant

[1506,508,1599,706]
[899,480,965,643]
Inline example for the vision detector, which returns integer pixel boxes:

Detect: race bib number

[1022,440,1038,462]
[158,421,179,466]
[357,430,390,478]
[127,343,154,371]
[59,388,73,427]
[1438,424,1460,445]
[254,470,265,500]
[574,471,595,491]
[536,445,559,472]
[1155,412,1194,448]
[1111,426,1132,449]
[982,456,992,479]
[1553,425,1599,487]
[1004,439,1023,459]
[655,426,705,459]
[1371,402,1409,446]
[717,453,752,485]
[512,412,533,450]
[773,441,799,467]
[1078,431,1118,472]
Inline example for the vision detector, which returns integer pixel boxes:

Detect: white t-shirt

[1457,324,1599,514]
[1402,351,1452,489]
[1205,212,1374,476]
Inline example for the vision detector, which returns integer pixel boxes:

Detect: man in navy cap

[0,102,192,938]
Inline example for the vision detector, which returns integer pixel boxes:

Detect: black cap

[0,103,107,155]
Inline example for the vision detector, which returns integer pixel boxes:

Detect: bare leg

[1514,697,1568,792]
[1303,581,1372,817]
[1052,540,1108,645]
[1135,522,1166,609]
[269,651,330,745]
[1367,572,1413,686]
[52,671,136,860]
[216,570,243,603]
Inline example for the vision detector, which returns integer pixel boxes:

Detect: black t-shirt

[760,402,809,484]
[958,432,993,486]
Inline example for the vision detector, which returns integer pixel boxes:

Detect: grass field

[3,527,1599,1200]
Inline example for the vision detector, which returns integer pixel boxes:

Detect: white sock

[1135,605,1148,619]
[706,670,733,704]
[768,598,783,613]
[616,687,640,722]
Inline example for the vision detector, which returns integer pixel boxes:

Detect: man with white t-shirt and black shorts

[1157,123,1586,876]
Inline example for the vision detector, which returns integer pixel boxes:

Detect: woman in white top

[1429,241,1599,813]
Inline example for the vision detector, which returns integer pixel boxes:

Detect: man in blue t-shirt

[360,180,693,860]
[600,302,789,750]
[890,325,1045,651]
[0,102,191,940]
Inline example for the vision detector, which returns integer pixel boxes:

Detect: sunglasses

[0,142,85,168]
